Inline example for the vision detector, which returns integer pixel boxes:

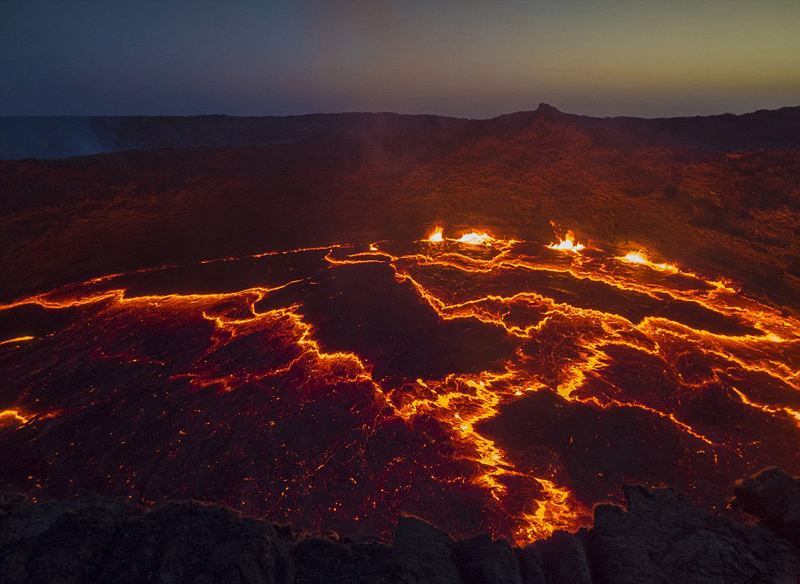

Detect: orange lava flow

[329,228,799,540]
[0,409,30,425]
[618,250,679,274]
[1,226,798,545]
[0,336,34,347]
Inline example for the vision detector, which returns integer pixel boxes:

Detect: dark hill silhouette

[2,104,800,159]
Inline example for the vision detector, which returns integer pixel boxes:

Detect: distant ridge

[1,104,799,159]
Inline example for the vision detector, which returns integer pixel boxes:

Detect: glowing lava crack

[0,228,798,544]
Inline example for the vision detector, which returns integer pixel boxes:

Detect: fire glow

[427,226,444,243]
[0,409,29,425]
[547,230,585,253]
[426,227,496,246]
[456,231,495,245]
[619,250,679,273]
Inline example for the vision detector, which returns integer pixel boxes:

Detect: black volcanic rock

[454,533,522,584]
[292,536,396,583]
[515,545,547,584]
[0,496,293,584]
[2,472,800,583]
[587,485,799,584]
[393,515,462,584]
[733,467,800,548]
[530,531,592,584]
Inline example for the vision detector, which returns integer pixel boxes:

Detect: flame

[456,231,494,245]
[619,250,678,273]
[621,251,648,265]
[427,226,445,243]
[547,230,585,253]
[425,227,500,246]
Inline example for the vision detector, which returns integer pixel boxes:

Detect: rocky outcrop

[2,471,799,584]
[454,533,522,584]
[0,493,294,584]
[529,531,592,584]
[733,467,800,549]
[587,485,798,584]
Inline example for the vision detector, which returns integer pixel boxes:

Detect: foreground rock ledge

[1,468,798,584]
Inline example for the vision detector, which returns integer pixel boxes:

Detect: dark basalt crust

[1,468,798,584]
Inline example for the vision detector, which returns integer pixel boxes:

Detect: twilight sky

[1,0,799,118]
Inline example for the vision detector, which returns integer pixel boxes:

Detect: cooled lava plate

[1,229,798,544]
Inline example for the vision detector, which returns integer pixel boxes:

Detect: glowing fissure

[0,336,34,347]
[1,226,798,544]
[619,250,679,273]
[0,409,30,425]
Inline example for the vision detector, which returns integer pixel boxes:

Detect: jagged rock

[533,530,592,584]
[514,546,546,584]
[0,495,292,584]
[0,492,27,517]
[292,536,397,583]
[454,533,522,584]
[392,515,462,584]
[3,474,800,584]
[587,485,800,584]
[0,495,138,584]
[733,467,800,548]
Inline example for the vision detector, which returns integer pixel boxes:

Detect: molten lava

[455,231,495,245]
[0,226,798,545]
[547,230,585,253]
[0,335,34,346]
[619,250,679,273]
[0,409,29,425]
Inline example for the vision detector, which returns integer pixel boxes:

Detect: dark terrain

[1,105,799,581]
[2,105,799,305]
[2,468,799,583]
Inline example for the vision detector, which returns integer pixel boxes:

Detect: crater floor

[1,229,798,544]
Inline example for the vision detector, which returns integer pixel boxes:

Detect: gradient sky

[1,0,799,118]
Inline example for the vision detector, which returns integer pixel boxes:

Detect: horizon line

[2,103,799,122]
